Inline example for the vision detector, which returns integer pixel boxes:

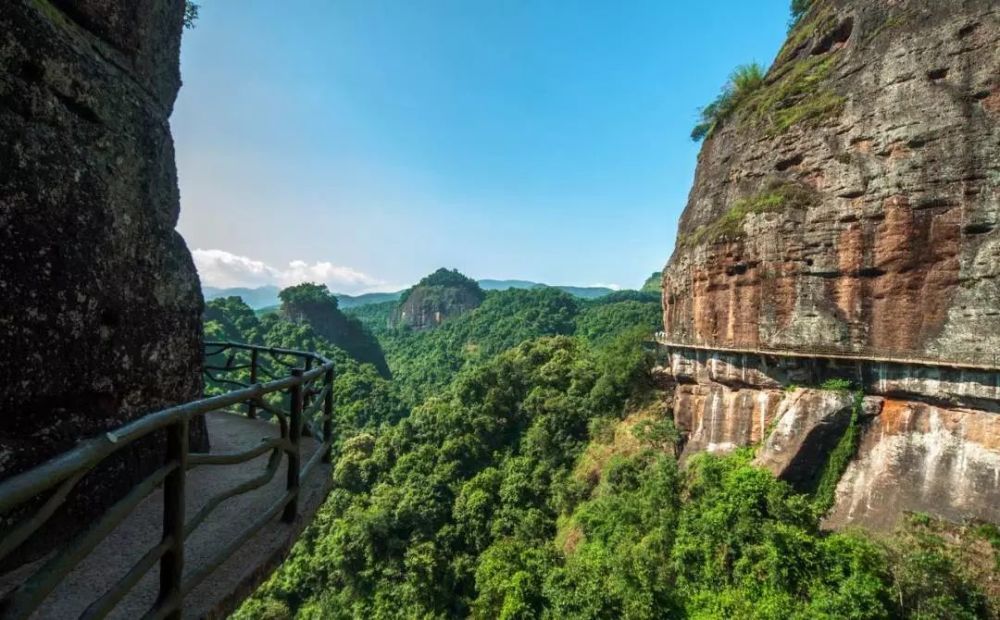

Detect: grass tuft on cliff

[742,53,845,136]
[691,63,766,142]
[682,180,817,247]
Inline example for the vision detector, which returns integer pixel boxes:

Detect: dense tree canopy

[399,268,486,305]
[208,280,997,619]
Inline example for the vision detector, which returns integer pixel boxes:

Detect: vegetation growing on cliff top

[789,0,813,30]
[693,0,847,142]
[690,63,765,142]
[183,1,199,28]
[398,267,485,305]
[743,53,846,136]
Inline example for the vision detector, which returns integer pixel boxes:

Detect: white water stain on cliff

[834,405,1000,527]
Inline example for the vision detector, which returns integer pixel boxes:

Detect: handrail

[652,332,1000,372]
[0,341,336,619]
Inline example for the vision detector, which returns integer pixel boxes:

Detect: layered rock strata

[663,0,999,359]
[658,347,1000,527]
[659,0,999,528]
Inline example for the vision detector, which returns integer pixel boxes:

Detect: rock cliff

[278,283,391,377]
[0,0,204,556]
[659,0,1000,529]
[393,268,485,331]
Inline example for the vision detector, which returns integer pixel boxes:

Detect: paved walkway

[0,412,332,619]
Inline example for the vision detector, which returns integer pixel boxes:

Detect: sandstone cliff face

[826,399,1000,529]
[663,0,999,360]
[658,346,1000,527]
[660,0,1000,529]
[0,0,204,549]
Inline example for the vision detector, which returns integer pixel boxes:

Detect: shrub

[811,391,862,512]
[184,1,200,28]
[691,63,766,141]
[820,377,853,392]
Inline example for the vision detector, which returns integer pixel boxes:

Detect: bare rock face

[754,389,859,490]
[826,399,1000,529]
[394,285,484,330]
[392,269,486,331]
[662,0,999,360]
[658,346,1000,526]
[0,0,205,553]
[660,0,1000,529]
[674,383,784,456]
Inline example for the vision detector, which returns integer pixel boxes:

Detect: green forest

[202,274,998,620]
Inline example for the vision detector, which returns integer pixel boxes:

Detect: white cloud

[193,249,382,294]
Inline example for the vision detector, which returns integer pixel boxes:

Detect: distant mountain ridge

[204,280,618,309]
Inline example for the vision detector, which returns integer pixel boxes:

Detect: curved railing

[0,342,335,619]
[652,332,1000,372]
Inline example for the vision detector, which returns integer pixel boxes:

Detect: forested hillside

[206,278,998,619]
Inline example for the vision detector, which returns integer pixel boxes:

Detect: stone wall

[0,0,205,557]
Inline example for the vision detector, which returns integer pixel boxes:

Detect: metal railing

[0,341,335,619]
[652,332,1000,372]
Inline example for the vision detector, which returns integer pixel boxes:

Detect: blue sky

[173,0,790,293]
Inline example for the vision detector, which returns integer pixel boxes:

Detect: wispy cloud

[192,249,383,294]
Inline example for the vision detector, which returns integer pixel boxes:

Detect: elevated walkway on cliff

[652,333,1000,373]
[0,412,330,619]
[0,343,336,619]
[651,333,1000,409]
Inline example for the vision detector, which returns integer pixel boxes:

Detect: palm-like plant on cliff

[789,0,812,29]
[691,63,765,142]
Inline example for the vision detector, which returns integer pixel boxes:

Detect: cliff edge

[659,0,1000,529]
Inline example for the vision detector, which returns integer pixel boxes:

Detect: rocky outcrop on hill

[0,0,204,556]
[393,268,485,330]
[279,283,391,377]
[659,0,1000,529]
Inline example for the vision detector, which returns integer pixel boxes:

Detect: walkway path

[653,333,1000,372]
[0,412,332,619]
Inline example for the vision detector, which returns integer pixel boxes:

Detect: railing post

[159,418,188,619]
[283,368,303,523]
[247,348,259,419]
[302,357,313,418]
[323,368,334,464]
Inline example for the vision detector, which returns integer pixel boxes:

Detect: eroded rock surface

[392,269,486,331]
[754,389,857,490]
[660,0,1000,529]
[0,0,204,556]
[662,0,1000,361]
[825,400,1000,529]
